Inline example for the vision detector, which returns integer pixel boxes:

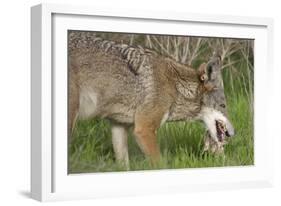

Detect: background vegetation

[68,32,254,173]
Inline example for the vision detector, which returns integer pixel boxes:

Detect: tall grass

[69,91,254,173]
[68,33,254,173]
[69,94,253,173]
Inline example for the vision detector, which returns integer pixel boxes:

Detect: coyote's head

[198,53,235,144]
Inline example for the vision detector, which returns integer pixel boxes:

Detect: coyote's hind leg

[68,71,79,141]
[111,124,129,169]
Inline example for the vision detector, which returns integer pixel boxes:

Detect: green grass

[68,94,254,173]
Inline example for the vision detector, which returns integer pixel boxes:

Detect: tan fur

[68,31,233,163]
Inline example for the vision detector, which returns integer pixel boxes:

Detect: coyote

[68,31,235,166]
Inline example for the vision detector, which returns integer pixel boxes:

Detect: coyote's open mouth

[215,120,230,142]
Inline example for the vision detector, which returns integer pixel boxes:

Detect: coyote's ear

[197,61,220,92]
[206,55,222,81]
[198,63,208,82]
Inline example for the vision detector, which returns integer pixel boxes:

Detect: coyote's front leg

[134,105,170,164]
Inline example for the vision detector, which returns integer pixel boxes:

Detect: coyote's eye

[220,104,226,108]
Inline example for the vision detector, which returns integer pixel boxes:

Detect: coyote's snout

[68,31,235,167]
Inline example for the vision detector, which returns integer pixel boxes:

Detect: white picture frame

[31,3,274,202]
